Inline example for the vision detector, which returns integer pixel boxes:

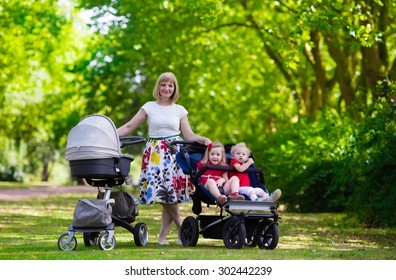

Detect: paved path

[0,186,97,200]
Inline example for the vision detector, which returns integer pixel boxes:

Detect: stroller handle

[119,136,146,148]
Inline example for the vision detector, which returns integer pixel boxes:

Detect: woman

[117,72,211,245]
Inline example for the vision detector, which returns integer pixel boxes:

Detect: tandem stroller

[57,114,148,251]
[173,141,280,249]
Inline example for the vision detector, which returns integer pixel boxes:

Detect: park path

[0,185,97,200]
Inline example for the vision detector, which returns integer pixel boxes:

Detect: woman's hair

[230,142,251,156]
[201,141,227,166]
[152,72,180,102]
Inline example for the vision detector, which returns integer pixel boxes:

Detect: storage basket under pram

[57,114,148,251]
[173,141,280,250]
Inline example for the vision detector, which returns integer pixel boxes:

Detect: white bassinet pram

[66,114,132,182]
[58,114,148,251]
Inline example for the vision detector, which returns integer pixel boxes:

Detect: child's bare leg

[205,179,227,203]
[224,177,244,200]
[223,176,240,194]
[205,179,222,198]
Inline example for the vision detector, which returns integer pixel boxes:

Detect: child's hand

[247,158,254,165]
[216,179,225,187]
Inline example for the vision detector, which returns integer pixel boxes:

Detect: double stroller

[173,141,280,249]
[57,114,148,251]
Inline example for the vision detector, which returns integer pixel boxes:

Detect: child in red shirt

[197,142,244,204]
[229,142,281,202]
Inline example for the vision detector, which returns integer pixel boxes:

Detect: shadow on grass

[0,193,395,260]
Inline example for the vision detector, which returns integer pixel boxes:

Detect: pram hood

[65,114,121,161]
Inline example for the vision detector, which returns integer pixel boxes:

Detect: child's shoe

[270,189,282,201]
[217,195,227,204]
[228,192,245,201]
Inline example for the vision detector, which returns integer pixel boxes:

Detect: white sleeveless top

[141,101,188,138]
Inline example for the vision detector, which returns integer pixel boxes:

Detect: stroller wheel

[255,220,279,250]
[83,232,99,247]
[133,223,149,246]
[58,233,77,251]
[222,217,246,249]
[245,236,257,247]
[98,232,116,250]
[181,216,199,247]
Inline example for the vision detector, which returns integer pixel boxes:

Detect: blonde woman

[118,72,211,245]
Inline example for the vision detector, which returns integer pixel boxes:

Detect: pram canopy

[65,114,121,161]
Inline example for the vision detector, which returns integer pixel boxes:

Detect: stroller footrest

[223,201,277,211]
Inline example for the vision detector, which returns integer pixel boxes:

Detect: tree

[0,0,94,180]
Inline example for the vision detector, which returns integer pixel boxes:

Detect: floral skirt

[139,136,195,205]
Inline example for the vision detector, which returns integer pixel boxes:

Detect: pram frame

[58,134,148,251]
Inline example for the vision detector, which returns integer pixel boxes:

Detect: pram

[173,141,280,249]
[57,114,148,251]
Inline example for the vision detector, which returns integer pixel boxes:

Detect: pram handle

[119,136,146,148]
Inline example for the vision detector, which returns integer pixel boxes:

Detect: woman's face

[208,147,223,165]
[159,80,175,99]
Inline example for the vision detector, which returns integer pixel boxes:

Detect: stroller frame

[174,141,280,249]
[58,114,148,251]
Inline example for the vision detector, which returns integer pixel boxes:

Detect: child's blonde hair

[201,141,227,166]
[230,142,251,157]
[152,72,180,102]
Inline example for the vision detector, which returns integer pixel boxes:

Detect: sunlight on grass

[0,191,395,260]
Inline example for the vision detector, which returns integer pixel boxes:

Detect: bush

[0,165,24,182]
[262,80,396,227]
[344,96,396,227]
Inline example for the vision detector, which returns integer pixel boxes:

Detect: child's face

[232,147,249,163]
[208,147,223,165]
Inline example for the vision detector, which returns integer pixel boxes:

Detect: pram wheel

[180,216,199,247]
[83,232,99,247]
[98,232,116,250]
[57,233,77,251]
[255,220,279,250]
[222,217,246,249]
[245,236,257,247]
[133,223,149,246]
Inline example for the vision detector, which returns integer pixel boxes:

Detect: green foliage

[265,80,395,227]
[344,83,396,227]
[0,0,96,179]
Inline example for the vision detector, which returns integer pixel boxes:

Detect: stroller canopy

[65,114,121,161]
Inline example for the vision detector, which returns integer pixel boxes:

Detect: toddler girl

[197,142,244,204]
[229,142,282,202]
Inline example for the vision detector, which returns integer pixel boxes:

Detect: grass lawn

[0,188,395,260]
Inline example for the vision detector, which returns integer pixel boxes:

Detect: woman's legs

[159,203,183,242]
[158,205,172,244]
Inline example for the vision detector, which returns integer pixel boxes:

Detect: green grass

[0,188,395,260]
